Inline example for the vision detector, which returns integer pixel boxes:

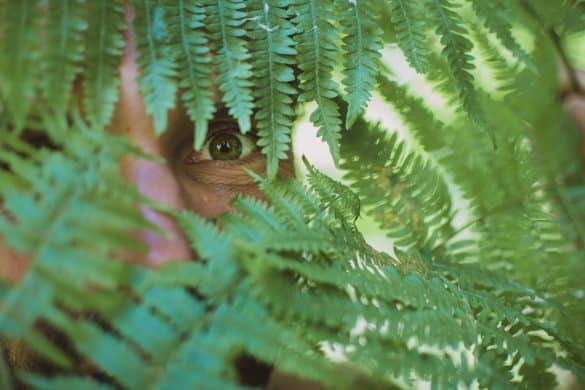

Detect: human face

[0,10,294,281]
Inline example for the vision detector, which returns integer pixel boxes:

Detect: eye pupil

[209,133,243,160]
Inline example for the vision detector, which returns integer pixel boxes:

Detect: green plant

[0,0,584,388]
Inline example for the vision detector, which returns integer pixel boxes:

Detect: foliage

[0,0,584,389]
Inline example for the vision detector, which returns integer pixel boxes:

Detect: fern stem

[519,0,583,95]
[308,0,333,135]
[549,28,584,96]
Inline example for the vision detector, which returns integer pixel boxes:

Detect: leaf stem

[549,27,584,96]
[520,0,583,95]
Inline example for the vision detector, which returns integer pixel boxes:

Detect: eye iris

[209,133,243,160]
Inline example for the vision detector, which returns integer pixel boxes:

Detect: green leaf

[163,0,216,149]
[0,0,41,129]
[41,0,86,117]
[387,0,429,73]
[133,0,178,134]
[83,0,126,130]
[340,0,382,127]
[427,0,495,146]
[304,156,361,223]
[293,0,342,164]
[203,0,254,134]
[249,0,297,178]
[469,0,537,73]
[340,117,453,251]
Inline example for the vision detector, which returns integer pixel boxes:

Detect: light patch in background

[381,45,456,124]
[293,45,449,179]
[566,30,585,69]
[293,102,341,179]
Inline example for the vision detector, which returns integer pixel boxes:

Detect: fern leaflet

[249,0,297,178]
[387,0,429,73]
[83,0,125,130]
[469,0,537,72]
[133,0,177,134]
[293,0,342,164]
[427,0,494,145]
[340,0,382,127]
[341,117,454,252]
[0,0,41,129]
[42,0,86,117]
[203,0,254,134]
[164,0,216,149]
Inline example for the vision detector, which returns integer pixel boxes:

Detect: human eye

[183,120,257,165]
[199,131,255,161]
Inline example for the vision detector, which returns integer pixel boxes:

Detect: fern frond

[427,0,494,145]
[341,118,454,252]
[252,177,317,229]
[177,211,232,263]
[293,0,342,163]
[0,118,148,367]
[163,0,216,149]
[469,0,536,72]
[468,23,522,97]
[304,157,361,223]
[175,213,237,296]
[248,173,334,243]
[206,293,347,388]
[234,205,566,387]
[83,0,126,130]
[41,0,86,117]
[387,0,429,73]
[340,0,382,127]
[1,2,584,387]
[203,0,254,134]
[249,0,297,178]
[133,0,177,134]
[377,72,449,151]
[232,196,286,232]
[51,262,345,388]
[0,0,41,129]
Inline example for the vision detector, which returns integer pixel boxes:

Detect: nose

[108,17,192,267]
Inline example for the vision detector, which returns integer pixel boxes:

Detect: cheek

[177,176,264,218]
[175,155,295,218]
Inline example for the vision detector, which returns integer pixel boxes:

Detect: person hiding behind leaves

[0,4,316,389]
[1,2,585,390]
